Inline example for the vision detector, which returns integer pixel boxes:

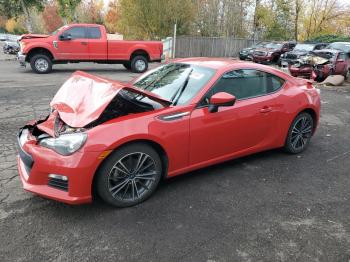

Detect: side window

[200,69,284,105]
[87,27,101,39]
[63,26,86,39]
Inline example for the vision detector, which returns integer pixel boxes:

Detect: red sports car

[17,58,321,207]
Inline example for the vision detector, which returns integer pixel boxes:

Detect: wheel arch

[91,139,169,198]
[130,49,150,61]
[26,47,54,62]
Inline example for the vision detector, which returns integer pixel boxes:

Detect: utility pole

[173,22,177,59]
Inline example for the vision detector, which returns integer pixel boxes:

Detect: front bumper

[17,52,26,66]
[289,65,313,78]
[17,129,103,204]
[253,55,273,63]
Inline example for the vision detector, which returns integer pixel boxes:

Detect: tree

[105,0,120,33]
[75,0,104,24]
[56,0,82,23]
[117,0,194,39]
[0,0,45,32]
[42,1,63,33]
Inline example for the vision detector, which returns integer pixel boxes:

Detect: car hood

[20,34,50,40]
[35,71,170,137]
[256,48,279,52]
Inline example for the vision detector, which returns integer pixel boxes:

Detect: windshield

[265,43,283,49]
[51,25,69,35]
[326,42,350,53]
[294,44,315,51]
[133,63,215,105]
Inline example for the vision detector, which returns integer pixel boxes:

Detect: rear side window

[64,26,86,39]
[201,69,284,104]
[87,27,101,39]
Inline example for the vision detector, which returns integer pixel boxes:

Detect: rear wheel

[131,55,148,73]
[30,54,52,74]
[96,143,163,207]
[284,112,314,154]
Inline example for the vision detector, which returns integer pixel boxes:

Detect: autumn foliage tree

[105,0,119,33]
[42,1,63,33]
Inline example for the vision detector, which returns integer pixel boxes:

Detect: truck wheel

[30,54,52,74]
[131,55,148,73]
[123,62,131,70]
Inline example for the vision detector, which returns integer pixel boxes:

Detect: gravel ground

[0,60,350,261]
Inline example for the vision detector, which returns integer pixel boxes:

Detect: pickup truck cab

[18,24,163,74]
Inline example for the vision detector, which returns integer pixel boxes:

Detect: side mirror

[208,92,236,113]
[59,34,71,41]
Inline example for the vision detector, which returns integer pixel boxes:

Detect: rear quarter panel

[273,80,320,146]
[107,41,163,61]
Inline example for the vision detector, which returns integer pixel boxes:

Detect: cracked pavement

[0,60,350,261]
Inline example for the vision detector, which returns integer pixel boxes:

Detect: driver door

[189,69,283,165]
[55,26,89,60]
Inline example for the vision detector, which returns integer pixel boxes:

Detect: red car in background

[289,49,350,81]
[17,58,320,207]
[18,24,163,74]
[253,42,296,64]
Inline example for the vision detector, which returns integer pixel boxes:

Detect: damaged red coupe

[17,58,321,207]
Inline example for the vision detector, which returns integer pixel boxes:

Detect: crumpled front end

[288,53,334,81]
[17,71,170,204]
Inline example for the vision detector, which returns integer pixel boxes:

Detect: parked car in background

[18,23,163,74]
[0,33,7,41]
[289,49,350,81]
[252,41,296,64]
[239,42,268,60]
[3,41,20,54]
[325,42,350,55]
[17,58,320,207]
[280,43,327,67]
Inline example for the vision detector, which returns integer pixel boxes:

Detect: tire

[123,62,131,70]
[95,143,163,207]
[284,112,314,154]
[30,54,52,74]
[130,55,148,73]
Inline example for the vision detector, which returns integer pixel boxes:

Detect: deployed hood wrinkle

[33,71,170,136]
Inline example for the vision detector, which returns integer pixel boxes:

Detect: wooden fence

[175,36,256,58]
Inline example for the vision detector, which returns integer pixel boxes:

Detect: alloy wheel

[135,59,146,72]
[290,116,313,151]
[108,152,157,202]
[35,58,49,72]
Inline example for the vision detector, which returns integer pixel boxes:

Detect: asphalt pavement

[0,60,350,262]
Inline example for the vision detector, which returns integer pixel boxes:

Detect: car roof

[174,57,247,69]
[315,49,339,53]
[172,57,293,79]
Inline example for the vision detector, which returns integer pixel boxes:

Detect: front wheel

[284,112,314,154]
[95,143,163,207]
[30,54,52,74]
[130,55,148,73]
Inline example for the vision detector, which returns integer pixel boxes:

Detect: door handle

[81,42,88,45]
[260,106,272,113]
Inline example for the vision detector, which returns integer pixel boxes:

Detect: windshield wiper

[171,68,193,105]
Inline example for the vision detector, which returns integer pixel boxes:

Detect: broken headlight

[39,133,87,156]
